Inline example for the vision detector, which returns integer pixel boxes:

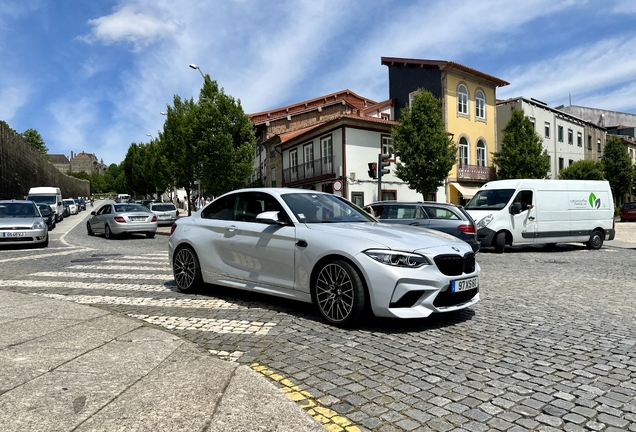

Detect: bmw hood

[304,222,474,253]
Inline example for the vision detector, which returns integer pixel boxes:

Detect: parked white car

[63,199,78,215]
[148,203,179,226]
[168,188,480,326]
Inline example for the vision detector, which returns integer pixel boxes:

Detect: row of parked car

[85,198,179,240]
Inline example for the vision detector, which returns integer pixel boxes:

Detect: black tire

[586,229,604,250]
[87,222,94,236]
[104,224,114,239]
[313,260,366,327]
[494,232,506,254]
[39,235,49,248]
[173,246,202,292]
[146,232,155,239]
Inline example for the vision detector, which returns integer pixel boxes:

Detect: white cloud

[0,80,30,123]
[499,35,636,110]
[48,98,98,153]
[81,4,179,51]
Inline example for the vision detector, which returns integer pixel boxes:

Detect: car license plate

[451,276,479,293]
[159,215,169,219]
[131,217,145,221]
[3,232,27,237]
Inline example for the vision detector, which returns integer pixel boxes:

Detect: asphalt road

[1,203,635,432]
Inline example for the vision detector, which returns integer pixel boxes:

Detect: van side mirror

[510,202,521,215]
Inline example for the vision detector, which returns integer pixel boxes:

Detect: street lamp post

[189,63,205,79]
[146,133,154,140]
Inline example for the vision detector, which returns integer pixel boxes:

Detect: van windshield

[465,189,515,210]
[28,195,56,205]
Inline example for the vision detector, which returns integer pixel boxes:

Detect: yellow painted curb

[250,362,359,431]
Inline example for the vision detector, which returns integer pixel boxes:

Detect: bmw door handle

[225,225,238,232]
[409,222,420,226]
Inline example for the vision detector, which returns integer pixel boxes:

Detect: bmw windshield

[464,189,516,211]
[282,193,375,223]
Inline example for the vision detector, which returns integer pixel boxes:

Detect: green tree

[602,135,634,204]
[558,159,605,180]
[22,128,49,157]
[493,109,550,179]
[195,77,256,197]
[158,95,199,215]
[157,76,256,215]
[391,89,457,199]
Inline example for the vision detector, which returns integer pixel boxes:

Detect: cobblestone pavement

[1,215,635,432]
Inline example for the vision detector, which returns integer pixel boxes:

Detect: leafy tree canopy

[391,89,456,199]
[493,109,550,179]
[558,159,605,180]
[22,128,49,157]
[602,135,634,201]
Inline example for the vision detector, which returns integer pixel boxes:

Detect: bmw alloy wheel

[173,247,201,292]
[315,260,365,326]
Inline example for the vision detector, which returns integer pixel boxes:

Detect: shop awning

[449,183,481,198]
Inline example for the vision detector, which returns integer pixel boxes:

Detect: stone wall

[0,121,90,199]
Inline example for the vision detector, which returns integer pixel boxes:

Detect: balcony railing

[283,156,334,184]
[457,164,496,182]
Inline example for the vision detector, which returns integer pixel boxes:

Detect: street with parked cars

[1,194,635,431]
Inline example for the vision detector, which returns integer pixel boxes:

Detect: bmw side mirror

[91,211,96,215]
[255,211,286,225]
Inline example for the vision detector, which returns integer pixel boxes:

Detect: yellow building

[382,58,509,204]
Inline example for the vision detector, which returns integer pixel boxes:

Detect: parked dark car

[366,201,480,252]
[77,197,86,211]
[62,200,71,218]
[620,202,636,222]
[37,204,56,230]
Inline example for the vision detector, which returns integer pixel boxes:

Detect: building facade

[381,57,509,205]
[497,98,606,178]
[249,90,423,206]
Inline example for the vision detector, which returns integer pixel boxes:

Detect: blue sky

[2,0,636,165]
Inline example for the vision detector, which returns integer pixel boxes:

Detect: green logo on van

[589,193,600,209]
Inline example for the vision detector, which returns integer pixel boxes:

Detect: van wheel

[586,230,604,250]
[494,232,506,254]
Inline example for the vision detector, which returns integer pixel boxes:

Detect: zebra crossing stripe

[66,265,171,271]
[37,293,254,309]
[30,272,170,280]
[128,314,275,335]
[0,280,175,292]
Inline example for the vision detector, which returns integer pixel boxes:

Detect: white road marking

[0,248,93,263]
[129,314,275,335]
[37,293,254,309]
[30,272,171,280]
[66,265,171,271]
[0,280,175,292]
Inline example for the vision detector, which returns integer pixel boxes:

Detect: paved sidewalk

[0,290,324,432]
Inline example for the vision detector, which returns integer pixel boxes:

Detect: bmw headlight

[475,214,493,230]
[364,250,431,268]
[32,221,45,230]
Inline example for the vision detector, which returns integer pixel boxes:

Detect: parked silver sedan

[168,188,480,327]
[148,202,179,226]
[0,200,49,248]
[87,203,157,239]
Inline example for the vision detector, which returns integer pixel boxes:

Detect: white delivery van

[464,179,615,253]
[116,194,131,203]
[27,187,64,222]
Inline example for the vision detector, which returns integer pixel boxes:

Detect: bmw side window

[416,207,428,219]
[202,195,235,220]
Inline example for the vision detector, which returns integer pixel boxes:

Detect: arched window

[476,140,486,166]
[457,84,469,115]
[459,137,469,166]
[475,89,485,119]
